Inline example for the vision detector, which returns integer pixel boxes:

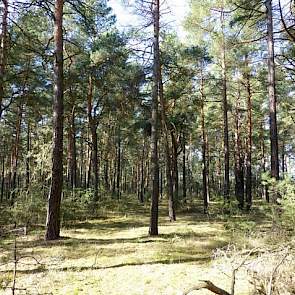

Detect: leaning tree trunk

[45,0,64,241]
[266,0,280,182]
[149,0,160,236]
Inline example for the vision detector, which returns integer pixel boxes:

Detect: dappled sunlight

[0,199,272,295]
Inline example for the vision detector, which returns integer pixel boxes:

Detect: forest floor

[0,196,287,295]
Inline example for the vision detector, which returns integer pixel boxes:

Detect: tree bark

[149,0,160,236]
[266,0,280,181]
[45,0,64,241]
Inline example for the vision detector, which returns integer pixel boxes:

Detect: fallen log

[183,280,230,295]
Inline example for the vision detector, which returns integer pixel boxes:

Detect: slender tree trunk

[266,0,280,181]
[260,123,269,202]
[0,0,8,118]
[140,138,145,203]
[200,73,209,213]
[45,0,64,240]
[171,131,179,203]
[281,141,285,175]
[87,76,99,201]
[234,87,244,209]
[221,9,230,203]
[1,155,5,202]
[10,105,22,203]
[182,133,186,203]
[159,67,175,221]
[245,62,252,211]
[104,157,109,191]
[67,105,77,189]
[116,133,121,199]
[149,0,160,236]
[25,120,30,189]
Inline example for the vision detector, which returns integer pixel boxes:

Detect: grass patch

[0,195,285,295]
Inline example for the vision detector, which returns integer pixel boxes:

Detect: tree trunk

[159,66,176,222]
[182,133,186,203]
[0,0,8,118]
[234,87,244,209]
[67,104,77,190]
[25,120,30,189]
[200,73,209,213]
[221,9,230,203]
[261,123,269,202]
[116,133,121,199]
[10,105,22,202]
[281,141,285,175]
[245,62,252,211]
[1,155,5,202]
[87,75,99,201]
[149,0,160,236]
[140,138,145,203]
[45,0,64,241]
[171,131,179,203]
[266,0,280,181]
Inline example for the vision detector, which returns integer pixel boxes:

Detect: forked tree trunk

[45,0,64,241]
[149,0,160,236]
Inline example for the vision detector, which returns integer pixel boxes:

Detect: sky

[108,0,189,39]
